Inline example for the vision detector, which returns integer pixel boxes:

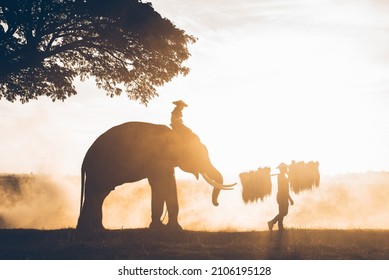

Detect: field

[0,228,388,260]
[1,173,389,260]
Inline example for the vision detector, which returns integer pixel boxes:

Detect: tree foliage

[0,0,196,103]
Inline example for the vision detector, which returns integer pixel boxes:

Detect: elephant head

[168,128,235,206]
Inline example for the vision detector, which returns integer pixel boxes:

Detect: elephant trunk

[206,167,223,207]
[200,167,236,207]
[212,188,221,207]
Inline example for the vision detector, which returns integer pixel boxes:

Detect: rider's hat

[172,100,188,107]
[277,162,288,169]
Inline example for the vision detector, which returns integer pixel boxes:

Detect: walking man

[268,163,294,231]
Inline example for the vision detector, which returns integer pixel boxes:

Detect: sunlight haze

[1,0,389,178]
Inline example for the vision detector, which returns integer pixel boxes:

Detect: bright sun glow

[1,0,389,233]
[1,0,389,178]
[173,24,389,178]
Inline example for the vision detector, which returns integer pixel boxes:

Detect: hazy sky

[1,0,389,177]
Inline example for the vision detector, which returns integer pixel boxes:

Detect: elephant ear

[171,126,202,149]
[169,127,206,174]
[166,129,193,164]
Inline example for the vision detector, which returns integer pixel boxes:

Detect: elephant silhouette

[76,121,235,232]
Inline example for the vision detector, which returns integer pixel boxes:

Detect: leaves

[0,0,196,103]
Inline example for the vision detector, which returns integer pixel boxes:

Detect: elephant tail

[80,164,86,215]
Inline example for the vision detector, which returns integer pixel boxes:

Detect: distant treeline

[240,161,320,204]
[0,174,32,191]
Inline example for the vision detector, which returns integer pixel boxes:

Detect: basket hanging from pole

[240,167,272,204]
[239,161,320,203]
[289,161,320,194]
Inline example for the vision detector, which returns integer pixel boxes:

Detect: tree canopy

[0,0,196,103]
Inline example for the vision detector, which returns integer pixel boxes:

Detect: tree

[0,0,196,103]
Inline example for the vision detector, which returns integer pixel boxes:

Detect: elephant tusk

[201,173,236,190]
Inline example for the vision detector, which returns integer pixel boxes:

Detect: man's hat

[173,100,188,107]
[277,162,288,169]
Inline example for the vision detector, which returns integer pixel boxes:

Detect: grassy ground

[0,228,388,260]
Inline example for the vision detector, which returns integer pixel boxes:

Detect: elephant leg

[148,178,165,230]
[77,184,110,232]
[164,174,182,230]
[148,170,182,231]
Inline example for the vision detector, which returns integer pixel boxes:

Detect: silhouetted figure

[170,100,194,135]
[268,163,294,231]
[170,100,188,129]
[76,121,236,232]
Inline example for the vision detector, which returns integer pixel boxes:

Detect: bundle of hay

[240,167,272,204]
[288,161,320,194]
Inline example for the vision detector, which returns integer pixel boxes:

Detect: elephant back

[82,122,173,185]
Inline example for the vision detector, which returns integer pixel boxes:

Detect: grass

[0,228,388,260]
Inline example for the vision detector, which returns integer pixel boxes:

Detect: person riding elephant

[170,100,194,136]
[76,106,236,232]
[170,100,187,129]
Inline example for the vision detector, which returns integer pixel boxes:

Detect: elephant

[76,121,235,232]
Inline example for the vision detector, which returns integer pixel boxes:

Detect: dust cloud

[0,172,388,230]
[0,174,78,229]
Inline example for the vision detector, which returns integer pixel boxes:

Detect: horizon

[1,171,388,230]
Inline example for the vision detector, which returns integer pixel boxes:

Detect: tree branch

[45,37,101,57]
[45,32,59,52]
[104,49,131,68]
